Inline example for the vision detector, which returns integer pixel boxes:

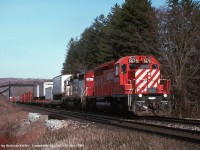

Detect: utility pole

[8,81,11,101]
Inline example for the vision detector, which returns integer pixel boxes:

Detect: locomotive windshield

[129,64,138,69]
[129,64,150,70]
[140,64,150,69]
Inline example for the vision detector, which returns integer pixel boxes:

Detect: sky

[0,0,167,79]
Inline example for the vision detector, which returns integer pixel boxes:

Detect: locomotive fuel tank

[95,98,111,110]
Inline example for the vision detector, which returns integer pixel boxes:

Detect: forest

[61,0,200,117]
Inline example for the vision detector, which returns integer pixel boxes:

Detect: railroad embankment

[0,100,199,150]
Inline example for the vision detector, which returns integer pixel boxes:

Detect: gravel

[45,120,69,130]
[28,112,40,123]
[137,119,200,131]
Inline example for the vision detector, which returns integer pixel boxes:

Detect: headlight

[138,94,142,98]
[163,94,167,98]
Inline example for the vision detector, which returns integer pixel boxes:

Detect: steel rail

[140,116,200,126]
[16,103,200,145]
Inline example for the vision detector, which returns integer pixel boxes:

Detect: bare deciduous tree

[154,1,200,117]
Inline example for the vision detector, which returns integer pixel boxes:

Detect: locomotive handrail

[81,87,88,103]
[125,79,134,92]
[159,79,170,94]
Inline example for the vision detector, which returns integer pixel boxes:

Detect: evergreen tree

[107,0,154,57]
[83,15,109,69]
[61,38,86,74]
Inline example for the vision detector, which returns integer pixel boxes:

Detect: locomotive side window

[115,65,119,76]
[152,64,158,69]
[122,64,127,73]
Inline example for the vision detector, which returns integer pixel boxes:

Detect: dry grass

[35,126,199,150]
[0,100,27,144]
[0,100,46,147]
[0,100,199,150]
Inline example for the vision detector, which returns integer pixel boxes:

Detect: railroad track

[17,103,200,144]
[140,116,200,126]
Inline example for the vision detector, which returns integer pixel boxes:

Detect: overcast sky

[0,0,167,79]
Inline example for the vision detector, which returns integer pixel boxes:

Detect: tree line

[61,0,200,117]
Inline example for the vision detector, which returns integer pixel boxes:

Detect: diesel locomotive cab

[119,56,171,115]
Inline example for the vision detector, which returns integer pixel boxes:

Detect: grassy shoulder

[0,100,199,150]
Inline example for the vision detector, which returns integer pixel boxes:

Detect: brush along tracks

[17,103,200,144]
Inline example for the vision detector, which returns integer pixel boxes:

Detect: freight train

[10,55,171,116]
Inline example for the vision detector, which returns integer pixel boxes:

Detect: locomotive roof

[116,55,157,63]
[94,55,158,71]
[94,60,115,71]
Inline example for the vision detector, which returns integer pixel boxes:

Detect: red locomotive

[62,55,171,115]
